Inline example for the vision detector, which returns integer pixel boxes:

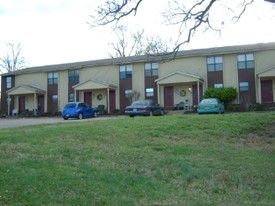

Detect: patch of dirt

[242,123,275,152]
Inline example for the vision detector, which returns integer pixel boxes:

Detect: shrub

[204,87,238,103]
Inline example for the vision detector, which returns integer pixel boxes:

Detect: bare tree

[126,89,141,104]
[109,24,171,57]
[108,25,144,57]
[90,0,275,55]
[0,42,26,73]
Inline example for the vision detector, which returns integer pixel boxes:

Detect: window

[68,70,79,84]
[69,93,75,102]
[48,72,58,85]
[120,65,132,79]
[239,82,249,91]
[207,56,223,72]
[145,63,159,76]
[237,54,254,69]
[145,88,154,97]
[125,90,132,98]
[214,83,224,88]
[52,95,58,101]
[6,77,12,89]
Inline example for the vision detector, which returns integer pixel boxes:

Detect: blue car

[62,102,97,120]
[197,98,225,114]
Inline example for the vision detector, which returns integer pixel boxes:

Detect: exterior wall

[81,65,119,83]
[16,73,48,112]
[16,73,47,88]
[255,50,275,103]
[1,75,15,115]
[207,71,223,87]
[132,62,145,100]
[223,54,239,89]
[158,57,207,107]
[59,70,68,111]
[81,65,120,109]
[160,56,207,78]
[174,85,193,105]
[255,50,275,73]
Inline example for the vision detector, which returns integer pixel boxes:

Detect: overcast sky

[0,0,275,67]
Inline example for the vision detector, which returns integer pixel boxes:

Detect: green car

[197,98,225,114]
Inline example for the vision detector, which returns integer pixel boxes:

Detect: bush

[204,87,238,103]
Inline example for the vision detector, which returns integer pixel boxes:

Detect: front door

[192,84,203,105]
[84,92,92,106]
[109,90,116,112]
[19,96,25,113]
[261,80,273,103]
[37,95,45,113]
[164,86,174,109]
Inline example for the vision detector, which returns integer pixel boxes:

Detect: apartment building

[1,42,275,115]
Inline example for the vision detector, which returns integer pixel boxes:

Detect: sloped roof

[2,42,275,77]
[7,84,46,95]
[155,71,203,85]
[257,65,275,77]
[73,78,118,90]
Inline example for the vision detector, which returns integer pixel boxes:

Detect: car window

[201,99,217,104]
[78,103,85,108]
[65,103,76,108]
[132,101,148,106]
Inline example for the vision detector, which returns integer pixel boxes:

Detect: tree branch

[90,0,144,27]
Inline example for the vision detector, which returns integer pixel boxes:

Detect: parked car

[62,102,97,120]
[125,100,164,117]
[197,98,225,114]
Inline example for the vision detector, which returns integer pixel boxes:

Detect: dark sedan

[125,100,164,117]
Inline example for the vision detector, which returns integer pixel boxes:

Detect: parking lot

[0,116,119,129]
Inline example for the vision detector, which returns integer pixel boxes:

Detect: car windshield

[200,99,217,104]
[131,101,149,106]
[65,103,76,108]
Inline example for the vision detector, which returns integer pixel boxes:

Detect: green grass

[0,112,275,205]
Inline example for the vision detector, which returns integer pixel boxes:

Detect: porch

[73,78,118,114]
[6,85,46,116]
[155,71,204,111]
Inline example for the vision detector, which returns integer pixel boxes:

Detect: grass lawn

[0,112,275,205]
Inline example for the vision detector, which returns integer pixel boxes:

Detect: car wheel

[160,109,164,116]
[93,112,97,117]
[63,117,68,120]
[78,113,83,119]
[149,111,153,116]
[129,115,134,117]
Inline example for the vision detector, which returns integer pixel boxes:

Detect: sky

[0,0,275,67]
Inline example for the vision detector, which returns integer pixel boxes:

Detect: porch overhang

[73,78,118,91]
[257,66,275,78]
[155,71,204,85]
[7,85,46,96]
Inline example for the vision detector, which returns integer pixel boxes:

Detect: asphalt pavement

[0,116,118,129]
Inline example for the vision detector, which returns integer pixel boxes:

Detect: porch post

[34,93,37,115]
[74,90,77,101]
[157,84,160,104]
[107,88,110,114]
[258,76,262,104]
[7,95,11,116]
